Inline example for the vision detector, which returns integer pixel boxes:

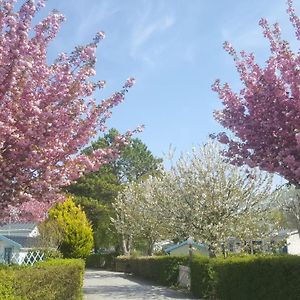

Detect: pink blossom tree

[213,0,300,185]
[0,0,138,221]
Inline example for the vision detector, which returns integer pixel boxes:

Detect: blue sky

[40,0,300,164]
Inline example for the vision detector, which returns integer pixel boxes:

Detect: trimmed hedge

[85,253,116,270]
[115,255,300,299]
[115,256,189,286]
[0,259,84,300]
[0,267,16,300]
[191,255,300,300]
[189,256,212,298]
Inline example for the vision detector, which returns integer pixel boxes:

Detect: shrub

[0,268,16,300]
[189,256,211,298]
[115,256,189,286]
[48,197,94,258]
[190,255,300,300]
[0,259,84,300]
[41,248,63,260]
[85,253,116,270]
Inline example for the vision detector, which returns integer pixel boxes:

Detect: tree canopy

[0,0,136,222]
[113,141,279,255]
[213,0,300,185]
[66,129,162,251]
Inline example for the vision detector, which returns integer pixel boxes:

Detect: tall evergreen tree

[66,129,162,251]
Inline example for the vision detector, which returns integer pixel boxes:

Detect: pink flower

[213,1,300,184]
[97,31,106,40]
[124,77,136,88]
[0,1,136,221]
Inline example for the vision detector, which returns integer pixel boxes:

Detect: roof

[0,235,22,248]
[2,235,39,249]
[0,222,37,231]
[270,229,299,239]
[0,222,38,237]
[165,240,208,253]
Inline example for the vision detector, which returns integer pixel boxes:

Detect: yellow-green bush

[0,267,17,300]
[0,259,84,300]
[48,197,94,258]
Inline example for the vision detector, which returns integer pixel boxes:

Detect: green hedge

[0,267,16,300]
[191,255,300,300]
[116,255,300,299]
[0,259,84,300]
[189,256,212,298]
[115,256,189,286]
[85,253,116,270]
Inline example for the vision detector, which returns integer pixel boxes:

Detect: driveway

[83,269,195,300]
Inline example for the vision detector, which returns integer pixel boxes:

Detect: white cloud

[221,27,267,51]
[220,1,300,53]
[128,1,175,65]
[74,1,121,41]
[130,15,175,57]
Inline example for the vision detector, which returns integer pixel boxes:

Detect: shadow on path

[83,269,195,300]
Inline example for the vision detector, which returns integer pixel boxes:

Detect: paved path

[83,269,195,300]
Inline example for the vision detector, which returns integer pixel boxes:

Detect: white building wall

[287,232,300,255]
[170,244,190,256]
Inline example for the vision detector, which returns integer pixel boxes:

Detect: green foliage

[82,129,163,184]
[85,253,116,270]
[0,268,17,300]
[48,197,94,258]
[190,255,300,300]
[116,255,300,299]
[0,259,84,300]
[41,248,63,260]
[67,165,121,203]
[115,256,189,286]
[116,138,163,182]
[66,129,163,252]
[37,219,64,249]
[190,256,216,299]
[74,196,118,250]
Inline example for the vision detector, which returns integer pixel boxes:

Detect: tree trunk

[208,245,216,258]
[121,235,132,256]
[147,240,155,256]
[250,240,254,255]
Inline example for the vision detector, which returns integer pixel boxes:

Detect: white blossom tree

[112,140,280,255]
[277,185,300,235]
[112,176,169,255]
[161,141,278,253]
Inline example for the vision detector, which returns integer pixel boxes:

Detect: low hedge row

[85,253,116,270]
[0,259,84,300]
[115,256,189,286]
[115,255,300,299]
[191,255,300,300]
